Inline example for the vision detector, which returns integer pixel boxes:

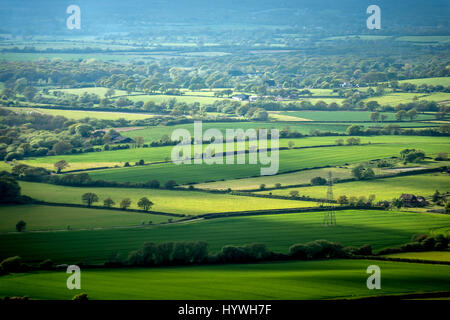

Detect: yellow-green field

[257,173,450,201]
[19,181,314,215]
[7,107,155,121]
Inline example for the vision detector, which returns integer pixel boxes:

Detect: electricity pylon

[323,171,336,226]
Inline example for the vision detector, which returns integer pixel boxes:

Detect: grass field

[398,77,450,87]
[0,205,173,232]
[18,182,310,215]
[1,259,449,300]
[51,87,128,97]
[7,107,156,121]
[1,209,449,264]
[122,122,353,142]
[383,251,450,262]
[259,173,450,200]
[363,92,450,105]
[279,111,433,122]
[191,167,353,190]
[86,141,449,184]
[21,135,448,171]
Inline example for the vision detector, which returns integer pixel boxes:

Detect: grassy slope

[260,173,450,200]
[0,205,173,232]
[0,209,448,263]
[18,182,310,215]
[383,251,450,262]
[1,259,449,300]
[86,141,449,184]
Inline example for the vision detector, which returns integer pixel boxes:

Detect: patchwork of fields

[1,209,448,264]
[86,141,449,184]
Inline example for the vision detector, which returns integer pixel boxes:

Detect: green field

[18,182,310,215]
[384,251,450,262]
[1,209,449,264]
[398,77,450,87]
[363,92,450,105]
[87,140,449,184]
[51,87,128,97]
[259,173,450,200]
[122,122,353,142]
[280,111,433,122]
[191,167,353,190]
[22,135,448,171]
[6,107,156,121]
[1,259,449,300]
[0,205,173,232]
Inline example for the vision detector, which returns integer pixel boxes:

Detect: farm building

[111,136,135,144]
[399,194,428,207]
[232,94,250,101]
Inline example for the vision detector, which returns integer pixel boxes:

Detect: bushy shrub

[289,244,308,259]
[216,243,272,263]
[310,176,327,185]
[290,240,345,260]
[0,256,24,273]
[127,241,208,266]
[344,244,372,256]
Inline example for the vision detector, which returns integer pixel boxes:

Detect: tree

[82,193,98,207]
[392,198,403,209]
[346,137,361,145]
[406,108,417,121]
[54,160,69,173]
[52,141,73,155]
[16,220,26,232]
[352,164,375,180]
[105,88,115,98]
[310,177,327,185]
[23,87,37,101]
[288,141,295,149]
[103,197,115,208]
[400,149,426,163]
[335,139,344,146]
[289,190,299,198]
[259,184,266,190]
[137,197,153,211]
[120,198,131,210]
[0,176,21,203]
[135,136,145,148]
[395,110,407,121]
[337,195,349,205]
[164,180,177,189]
[346,125,363,135]
[370,112,380,122]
